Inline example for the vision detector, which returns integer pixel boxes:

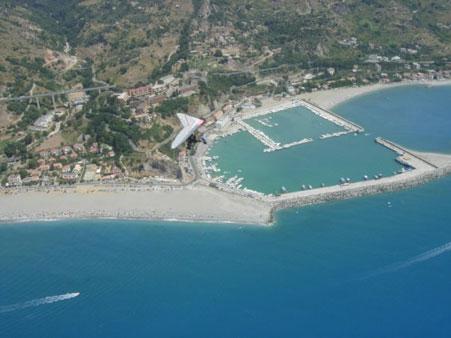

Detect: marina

[230,99,365,153]
[197,85,451,210]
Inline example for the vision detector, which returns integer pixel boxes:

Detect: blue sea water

[334,84,451,153]
[1,85,451,337]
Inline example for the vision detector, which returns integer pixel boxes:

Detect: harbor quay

[195,98,451,221]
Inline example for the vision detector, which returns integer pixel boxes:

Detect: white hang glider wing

[171,113,204,149]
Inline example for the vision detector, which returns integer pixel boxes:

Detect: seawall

[269,166,451,213]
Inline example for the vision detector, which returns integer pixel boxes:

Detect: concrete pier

[375,137,438,169]
[266,140,451,212]
[236,119,281,151]
[300,99,364,133]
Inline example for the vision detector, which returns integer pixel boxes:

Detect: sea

[1,84,451,338]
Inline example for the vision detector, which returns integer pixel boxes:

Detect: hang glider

[171,113,205,149]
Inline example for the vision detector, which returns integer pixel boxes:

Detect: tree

[3,142,17,158]
[28,158,38,169]
[19,169,28,179]
[24,133,33,145]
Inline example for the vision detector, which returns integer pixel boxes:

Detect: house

[7,174,22,187]
[73,144,86,153]
[62,165,72,173]
[50,148,62,157]
[102,165,113,175]
[62,146,73,155]
[39,164,51,172]
[52,163,63,171]
[100,144,113,152]
[89,143,99,154]
[33,112,55,130]
[39,151,50,159]
[117,92,130,102]
[213,110,224,121]
[127,85,153,97]
[83,164,100,182]
[179,85,198,97]
[22,176,40,185]
[148,95,166,105]
[62,172,78,182]
[67,85,89,106]
[73,164,83,176]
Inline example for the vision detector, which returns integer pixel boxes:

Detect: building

[22,176,40,186]
[68,85,89,106]
[179,85,198,97]
[62,146,73,155]
[117,92,130,102]
[33,112,56,130]
[73,164,83,176]
[148,95,166,106]
[216,116,231,129]
[73,144,86,153]
[89,143,99,154]
[62,172,77,182]
[62,165,72,173]
[127,85,153,97]
[7,174,22,187]
[52,163,63,171]
[83,164,100,182]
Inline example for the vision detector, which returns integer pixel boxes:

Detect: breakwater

[269,165,451,213]
[300,99,365,133]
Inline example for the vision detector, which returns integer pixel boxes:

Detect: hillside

[1,0,450,88]
[0,0,450,186]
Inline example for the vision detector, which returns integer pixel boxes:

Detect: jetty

[299,99,364,133]
[236,119,281,151]
[267,139,451,212]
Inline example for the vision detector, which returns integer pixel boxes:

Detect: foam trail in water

[0,292,80,314]
[360,241,451,280]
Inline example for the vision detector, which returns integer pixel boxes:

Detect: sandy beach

[301,79,451,110]
[0,185,272,225]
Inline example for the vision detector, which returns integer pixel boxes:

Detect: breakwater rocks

[270,166,451,212]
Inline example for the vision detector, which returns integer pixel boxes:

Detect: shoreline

[300,79,451,110]
[0,184,272,226]
[2,79,451,226]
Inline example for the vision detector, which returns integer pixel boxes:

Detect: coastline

[2,79,451,226]
[0,184,272,226]
[300,79,451,110]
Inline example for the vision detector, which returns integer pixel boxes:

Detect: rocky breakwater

[268,143,451,212]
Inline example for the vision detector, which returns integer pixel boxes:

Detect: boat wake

[0,292,80,314]
[360,241,451,280]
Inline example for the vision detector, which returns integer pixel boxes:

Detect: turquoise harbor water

[1,85,451,337]
[210,132,402,194]
[209,99,406,194]
[246,105,344,144]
